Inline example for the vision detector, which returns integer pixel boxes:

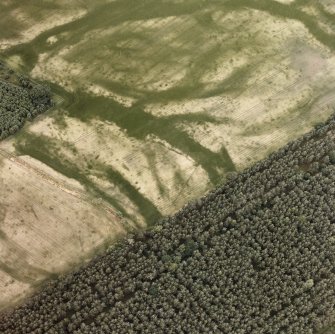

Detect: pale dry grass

[0,152,125,310]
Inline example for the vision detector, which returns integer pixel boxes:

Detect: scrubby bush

[1,113,335,333]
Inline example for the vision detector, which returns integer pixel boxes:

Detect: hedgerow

[1,113,335,333]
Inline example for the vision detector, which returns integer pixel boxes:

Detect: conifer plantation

[0,61,52,140]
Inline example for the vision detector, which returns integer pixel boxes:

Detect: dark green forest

[1,113,335,333]
[0,61,52,140]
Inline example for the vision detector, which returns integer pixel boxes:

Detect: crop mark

[0,148,120,221]
[66,94,236,182]
[223,0,335,51]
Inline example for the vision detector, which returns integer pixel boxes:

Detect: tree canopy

[0,61,53,140]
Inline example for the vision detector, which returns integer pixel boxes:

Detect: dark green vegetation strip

[4,0,335,74]
[2,114,335,333]
[15,132,161,225]
[105,167,161,225]
[1,0,203,72]
[0,61,52,140]
[14,133,132,222]
[67,93,235,184]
